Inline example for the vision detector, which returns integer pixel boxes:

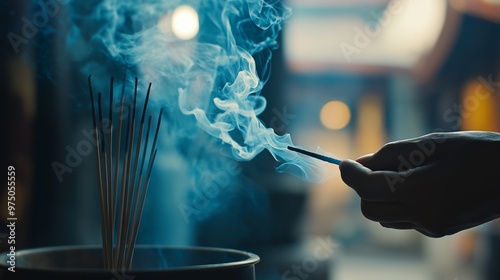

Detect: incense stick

[287,146,342,165]
[88,75,163,271]
[88,75,110,269]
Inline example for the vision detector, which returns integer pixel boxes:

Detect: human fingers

[365,143,410,171]
[380,223,446,238]
[360,200,410,223]
[380,222,418,230]
[364,133,451,171]
[355,153,373,165]
[415,228,447,238]
[363,138,437,171]
[339,159,397,202]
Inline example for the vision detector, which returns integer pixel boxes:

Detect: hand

[339,131,500,237]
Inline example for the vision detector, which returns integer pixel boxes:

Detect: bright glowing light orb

[171,5,199,40]
[320,101,351,130]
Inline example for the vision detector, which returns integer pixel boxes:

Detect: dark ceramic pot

[0,245,259,280]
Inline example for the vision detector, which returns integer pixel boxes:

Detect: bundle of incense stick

[88,75,163,270]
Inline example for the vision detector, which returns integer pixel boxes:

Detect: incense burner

[0,245,259,280]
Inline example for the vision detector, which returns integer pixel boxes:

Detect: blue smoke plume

[62,0,329,183]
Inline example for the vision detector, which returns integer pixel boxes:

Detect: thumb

[339,159,372,188]
[339,159,395,201]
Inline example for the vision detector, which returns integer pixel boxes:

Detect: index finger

[340,159,399,202]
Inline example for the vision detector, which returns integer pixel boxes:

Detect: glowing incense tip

[287,146,342,165]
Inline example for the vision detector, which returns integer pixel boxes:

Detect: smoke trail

[63,0,329,183]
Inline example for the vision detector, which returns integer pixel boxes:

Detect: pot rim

[0,244,260,273]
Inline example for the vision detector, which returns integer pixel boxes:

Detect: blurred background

[2,0,500,279]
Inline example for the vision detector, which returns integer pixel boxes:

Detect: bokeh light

[320,101,351,130]
[171,5,199,40]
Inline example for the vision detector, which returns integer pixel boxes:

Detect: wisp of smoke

[64,0,329,183]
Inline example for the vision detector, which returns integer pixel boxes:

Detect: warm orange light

[356,94,386,156]
[320,101,351,130]
[461,79,498,131]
